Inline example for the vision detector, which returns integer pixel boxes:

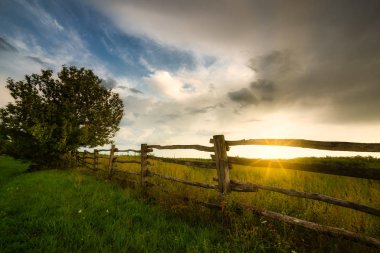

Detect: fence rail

[214,178,380,216]
[116,149,141,153]
[148,156,216,169]
[147,144,214,152]
[211,138,380,152]
[222,156,380,180]
[146,169,218,189]
[75,135,380,248]
[114,159,141,165]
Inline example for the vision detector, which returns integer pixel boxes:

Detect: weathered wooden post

[82,151,86,166]
[212,135,230,194]
[75,150,79,167]
[140,144,148,189]
[108,144,116,179]
[93,149,98,170]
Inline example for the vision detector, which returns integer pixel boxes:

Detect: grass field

[101,153,380,252]
[0,155,268,252]
[1,155,379,252]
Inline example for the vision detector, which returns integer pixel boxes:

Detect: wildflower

[106,209,109,213]
[78,209,82,213]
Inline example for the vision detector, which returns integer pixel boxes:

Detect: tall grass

[106,154,380,252]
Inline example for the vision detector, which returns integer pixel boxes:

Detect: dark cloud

[250,79,275,101]
[185,104,222,115]
[129,88,143,94]
[323,86,380,123]
[101,78,117,89]
[115,85,143,94]
[251,79,274,93]
[228,88,258,106]
[0,37,17,52]
[248,18,380,123]
[86,0,380,126]
[228,79,275,106]
[249,50,299,78]
[26,56,48,66]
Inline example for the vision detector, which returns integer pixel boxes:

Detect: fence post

[82,151,86,166]
[213,135,230,194]
[140,144,148,189]
[75,151,79,167]
[108,144,116,179]
[93,149,98,170]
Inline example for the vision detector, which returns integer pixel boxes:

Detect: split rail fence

[76,135,380,248]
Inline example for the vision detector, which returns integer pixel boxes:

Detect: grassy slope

[0,156,267,253]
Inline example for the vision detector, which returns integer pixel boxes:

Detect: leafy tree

[0,66,124,168]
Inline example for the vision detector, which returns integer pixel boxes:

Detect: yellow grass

[85,154,380,239]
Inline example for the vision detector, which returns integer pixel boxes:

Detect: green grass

[2,154,379,252]
[0,155,267,252]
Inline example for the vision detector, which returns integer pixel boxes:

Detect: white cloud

[142,57,255,99]
[144,71,185,99]
[16,0,65,33]
[53,19,64,31]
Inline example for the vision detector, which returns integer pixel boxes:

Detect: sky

[1,0,380,158]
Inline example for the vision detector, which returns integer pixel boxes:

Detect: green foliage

[0,66,123,167]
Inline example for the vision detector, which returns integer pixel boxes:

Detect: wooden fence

[75,135,380,248]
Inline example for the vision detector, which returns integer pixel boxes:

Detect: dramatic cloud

[89,0,380,125]
[249,51,300,80]
[250,79,275,101]
[228,88,258,106]
[1,0,380,156]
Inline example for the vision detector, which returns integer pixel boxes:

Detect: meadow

[0,155,263,252]
[97,153,380,252]
[1,154,379,252]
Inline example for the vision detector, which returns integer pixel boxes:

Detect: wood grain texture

[213,135,231,193]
